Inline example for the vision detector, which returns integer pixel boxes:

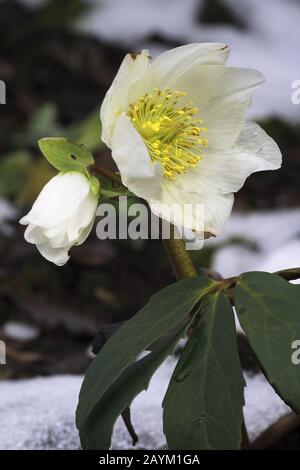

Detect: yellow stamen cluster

[127,88,208,179]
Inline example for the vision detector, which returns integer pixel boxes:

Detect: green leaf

[235,271,300,412]
[76,277,215,438]
[99,175,131,199]
[79,323,189,449]
[163,291,245,450]
[38,137,94,172]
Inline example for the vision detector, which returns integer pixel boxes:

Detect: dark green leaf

[163,291,245,450]
[79,323,189,449]
[38,137,94,172]
[235,271,300,412]
[76,277,215,434]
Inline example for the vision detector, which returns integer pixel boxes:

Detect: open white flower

[100,43,282,237]
[20,171,99,266]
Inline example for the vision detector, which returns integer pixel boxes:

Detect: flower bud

[20,171,99,266]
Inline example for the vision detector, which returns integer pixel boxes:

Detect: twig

[89,164,122,185]
[250,413,300,450]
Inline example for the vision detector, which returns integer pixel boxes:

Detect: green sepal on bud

[89,175,101,197]
[38,138,94,172]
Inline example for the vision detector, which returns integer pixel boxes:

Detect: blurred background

[0,0,300,450]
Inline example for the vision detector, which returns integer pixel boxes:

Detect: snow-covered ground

[209,209,300,278]
[78,0,300,123]
[0,361,290,450]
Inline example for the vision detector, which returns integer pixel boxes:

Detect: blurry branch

[5,345,42,363]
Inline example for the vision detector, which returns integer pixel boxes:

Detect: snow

[2,322,40,342]
[0,199,18,236]
[209,209,300,278]
[244,373,290,442]
[78,0,300,123]
[18,0,300,122]
[0,358,291,450]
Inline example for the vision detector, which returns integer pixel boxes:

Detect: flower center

[127,88,208,179]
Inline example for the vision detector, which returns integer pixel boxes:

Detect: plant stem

[89,164,122,185]
[163,225,197,279]
[161,223,250,451]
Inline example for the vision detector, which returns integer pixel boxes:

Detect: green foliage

[235,271,300,412]
[77,269,300,450]
[0,104,103,202]
[68,110,104,152]
[0,151,31,198]
[79,326,188,449]
[163,292,245,450]
[38,0,91,29]
[76,276,216,449]
[24,103,64,145]
[99,175,131,199]
[90,175,100,196]
[38,137,94,172]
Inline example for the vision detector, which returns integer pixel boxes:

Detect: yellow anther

[127,87,208,179]
[151,122,161,132]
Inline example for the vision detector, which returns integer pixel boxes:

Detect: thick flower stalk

[100,43,282,238]
[20,171,99,266]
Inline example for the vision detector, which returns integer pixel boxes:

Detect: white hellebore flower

[100,43,282,237]
[20,171,99,266]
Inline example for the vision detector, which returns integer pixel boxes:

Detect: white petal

[24,224,48,244]
[67,190,98,242]
[149,181,234,236]
[152,43,230,88]
[36,243,70,266]
[44,222,70,248]
[172,65,265,150]
[177,122,282,195]
[20,172,91,229]
[111,113,163,200]
[100,50,152,147]
[74,218,95,247]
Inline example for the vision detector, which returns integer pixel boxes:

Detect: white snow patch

[209,209,300,278]
[244,373,290,441]
[2,322,40,342]
[78,0,300,122]
[0,199,17,236]
[18,0,300,121]
[0,360,292,449]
